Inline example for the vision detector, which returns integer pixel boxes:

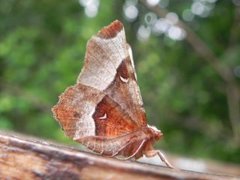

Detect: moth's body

[79,125,161,159]
[52,20,173,168]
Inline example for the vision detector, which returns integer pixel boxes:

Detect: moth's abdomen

[78,136,129,156]
[77,129,153,158]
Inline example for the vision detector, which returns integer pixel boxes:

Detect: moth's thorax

[146,124,163,141]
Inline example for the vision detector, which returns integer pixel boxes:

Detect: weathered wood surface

[0,131,238,180]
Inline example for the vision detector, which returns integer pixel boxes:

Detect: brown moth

[52,20,173,168]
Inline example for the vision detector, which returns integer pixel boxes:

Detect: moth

[52,20,173,168]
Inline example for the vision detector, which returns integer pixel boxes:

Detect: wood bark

[0,131,239,179]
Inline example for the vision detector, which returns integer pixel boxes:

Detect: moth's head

[147,124,163,140]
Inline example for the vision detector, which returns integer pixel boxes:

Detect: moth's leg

[102,140,133,157]
[117,139,146,160]
[101,134,140,157]
[145,150,174,168]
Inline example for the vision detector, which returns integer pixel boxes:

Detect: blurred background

[0,0,239,167]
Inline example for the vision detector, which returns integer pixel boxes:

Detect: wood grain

[0,131,237,180]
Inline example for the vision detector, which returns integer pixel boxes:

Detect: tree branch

[0,131,238,179]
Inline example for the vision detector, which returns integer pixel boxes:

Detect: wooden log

[0,131,238,179]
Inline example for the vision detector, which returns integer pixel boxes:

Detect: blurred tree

[0,0,239,163]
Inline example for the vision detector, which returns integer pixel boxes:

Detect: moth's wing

[77,20,147,126]
[52,84,139,140]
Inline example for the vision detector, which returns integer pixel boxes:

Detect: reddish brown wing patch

[52,83,139,140]
[97,20,123,39]
[105,56,147,126]
[93,95,139,137]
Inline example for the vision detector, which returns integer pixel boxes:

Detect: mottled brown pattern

[93,95,138,137]
[52,87,80,138]
[52,84,105,138]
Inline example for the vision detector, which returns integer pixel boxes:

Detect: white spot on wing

[99,113,107,120]
[120,76,129,83]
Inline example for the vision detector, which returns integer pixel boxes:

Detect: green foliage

[0,0,239,164]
